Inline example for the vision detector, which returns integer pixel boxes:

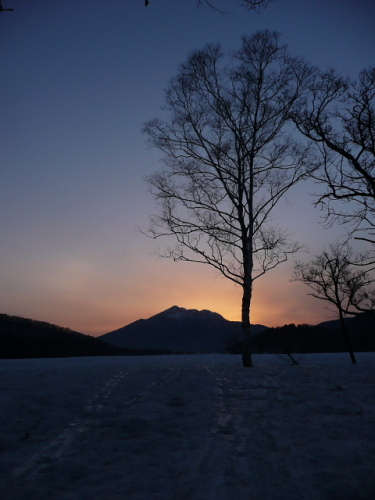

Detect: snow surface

[0,353,375,499]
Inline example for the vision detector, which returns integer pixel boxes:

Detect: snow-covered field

[0,353,374,500]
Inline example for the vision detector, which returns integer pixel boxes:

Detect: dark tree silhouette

[143,31,314,367]
[293,242,375,363]
[292,67,375,249]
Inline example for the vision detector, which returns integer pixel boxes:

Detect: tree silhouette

[293,242,375,363]
[292,67,375,250]
[143,31,314,367]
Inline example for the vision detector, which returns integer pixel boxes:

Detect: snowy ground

[0,353,374,500]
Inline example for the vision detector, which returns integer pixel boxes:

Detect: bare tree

[291,67,375,249]
[293,242,375,363]
[143,31,314,367]
[240,0,274,9]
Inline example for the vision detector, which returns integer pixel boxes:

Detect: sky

[1,0,374,335]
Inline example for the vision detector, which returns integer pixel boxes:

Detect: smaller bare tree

[293,242,375,363]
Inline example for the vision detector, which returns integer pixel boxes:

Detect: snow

[1,353,375,499]
[164,306,223,321]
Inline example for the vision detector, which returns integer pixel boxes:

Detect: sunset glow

[1,0,374,336]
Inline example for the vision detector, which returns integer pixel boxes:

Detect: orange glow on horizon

[2,251,335,337]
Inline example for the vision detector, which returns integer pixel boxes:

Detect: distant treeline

[0,314,172,359]
[232,313,375,355]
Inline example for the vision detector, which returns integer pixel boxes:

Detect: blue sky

[1,0,374,334]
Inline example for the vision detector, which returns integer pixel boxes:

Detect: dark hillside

[0,314,130,359]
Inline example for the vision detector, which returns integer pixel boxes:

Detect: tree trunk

[241,283,253,367]
[339,310,356,364]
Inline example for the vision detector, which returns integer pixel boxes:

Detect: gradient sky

[1,0,374,335]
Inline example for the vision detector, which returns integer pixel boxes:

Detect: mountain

[100,305,267,354]
[0,314,129,359]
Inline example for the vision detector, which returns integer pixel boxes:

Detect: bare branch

[291,67,375,253]
[293,242,375,317]
[196,0,274,15]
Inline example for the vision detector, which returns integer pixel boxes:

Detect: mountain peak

[164,305,188,318]
[162,305,225,322]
